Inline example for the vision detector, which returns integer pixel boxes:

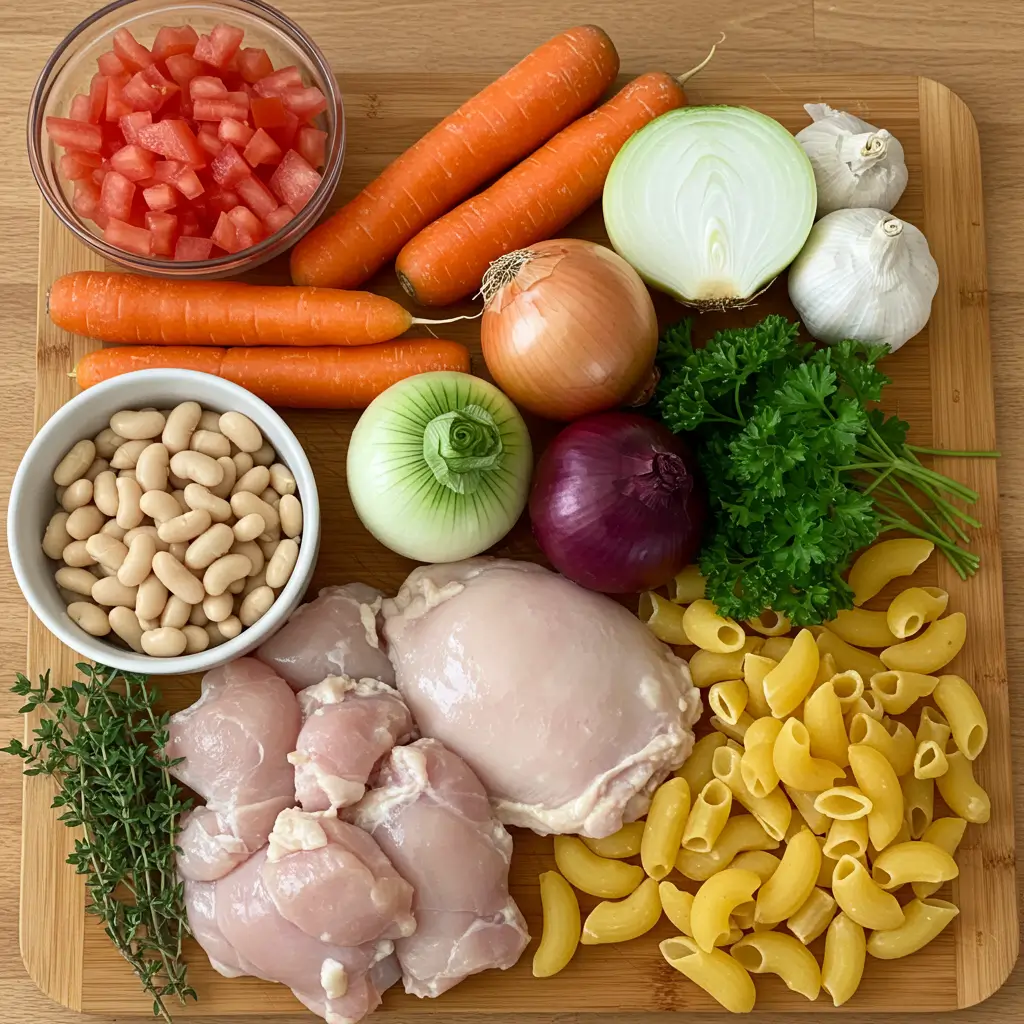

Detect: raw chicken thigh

[258,584,395,691]
[165,658,301,880]
[383,559,702,837]
[291,677,416,812]
[352,739,529,997]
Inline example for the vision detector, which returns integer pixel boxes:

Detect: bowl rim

[8,368,320,674]
[26,0,345,276]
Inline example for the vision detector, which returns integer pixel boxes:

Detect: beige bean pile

[44,402,304,657]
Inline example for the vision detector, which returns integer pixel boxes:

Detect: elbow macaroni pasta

[729,850,781,884]
[688,638,763,689]
[772,718,844,791]
[823,816,869,860]
[870,840,959,890]
[914,818,967,898]
[813,785,873,821]
[682,779,732,853]
[933,674,988,760]
[533,871,581,978]
[814,627,886,680]
[870,670,939,715]
[754,828,821,926]
[831,854,906,930]
[830,669,866,708]
[785,785,832,834]
[914,740,948,780]
[683,600,746,654]
[802,679,851,768]
[676,814,779,882]
[760,635,794,662]
[821,912,866,1007]
[826,607,899,648]
[711,711,754,744]
[659,936,757,1014]
[743,654,776,718]
[708,679,749,726]
[866,898,959,960]
[886,586,949,639]
[936,751,991,824]
[848,743,904,850]
[739,716,782,798]
[730,931,821,1000]
[639,591,690,644]
[675,732,727,792]
[787,886,838,944]
[640,777,690,880]
[690,868,762,952]
[658,881,693,934]
[713,744,792,841]
[763,629,819,717]
[582,821,645,859]
[880,613,967,674]
[581,877,662,945]
[901,771,934,839]
[847,538,934,605]
[745,609,791,636]
[669,564,706,604]
[553,836,644,898]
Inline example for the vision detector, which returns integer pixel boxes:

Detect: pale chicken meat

[258,583,394,691]
[351,738,529,997]
[383,559,702,837]
[165,658,301,880]
[291,677,415,812]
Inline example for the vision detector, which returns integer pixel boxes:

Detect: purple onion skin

[529,411,707,594]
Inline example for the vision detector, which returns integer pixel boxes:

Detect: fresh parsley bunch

[655,315,989,625]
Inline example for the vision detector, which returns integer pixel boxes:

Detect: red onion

[530,412,706,593]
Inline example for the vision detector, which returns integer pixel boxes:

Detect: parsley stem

[907,444,1000,458]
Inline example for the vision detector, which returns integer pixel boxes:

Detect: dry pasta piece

[691,868,762,951]
[739,716,782,799]
[830,854,905,930]
[745,609,791,636]
[683,600,745,654]
[936,751,991,823]
[760,635,793,662]
[901,771,935,839]
[640,777,690,880]
[730,930,821,1000]
[848,743,904,850]
[848,713,915,776]
[713,744,792,841]
[742,653,776,718]
[669,564,705,604]
[785,785,832,834]
[917,705,951,746]
[813,651,839,689]
[913,818,967,898]
[814,785,873,821]
[553,836,644,898]
[913,740,949,780]
[821,912,866,1007]
[847,538,934,605]
[814,627,885,680]
[533,871,581,978]
[870,670,939,715]
[880,613,967,674]
[688,638,763,688]
[823,816,869,860]
[933,674,988,760]
[826,607,899,648]
[763,628,819,717]
[658,881,694,934]
[870,840,959,890]
[682,779,732,853]
[754,827,820,926]
[866,898,959,959]
[710,711,754,744]
[830,669,865,709]
[729,850,781,883]
[787,885,837,944]
[886,586,948,639]
[582,821,645,859]
[660,936,757,1014]
[802,679,850,768]
[676,814,779,882]
[675,732,727,792]
[581,877,662,944]
[638,591,688,645]
[772,718,844,792]
[708,679,749,726]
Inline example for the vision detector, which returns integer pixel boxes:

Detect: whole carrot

[289,26,619,289]
[74,342,471,408]
[48,271,440,347]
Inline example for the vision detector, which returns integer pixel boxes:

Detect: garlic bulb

[796,103,908,216]
[788,208,939,353]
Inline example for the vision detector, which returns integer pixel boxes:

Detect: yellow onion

[480,238,659,421]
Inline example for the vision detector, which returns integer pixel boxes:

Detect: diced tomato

[99,170,136,222]
[197,125,225,157]
[141,64,181,104]
[104,217,152,255]
[69,94,92,123]
[281,87,327,122]
[112,28,154,72]
[227,204,265,248]
[145,211,178,255]
[153,159,186,182]
[262,204,294,234]
[124,72,164,112]
[250,95,288,130]
[238,47,273,83]
[235,173,278,218]
[210,143,251,187]
[193,97,248,121]
[110,144,156,181]
[296,127,327,169]
[101,123,126,157]
[143,182,178,211]
[119,110,153,144]
[46,116,103,153]
[165,53,205,89]
[254,66,302,97]
[151,25,199,61]
[225,90,249,107]
[61,153,96,180]
[208,187,240,214]
[178,208,202,236]
[216,117,253,147]
[190,75,228,99]
[92,165,108,186]
[136,119,203,165]
[105,74,133,122]
[171,166,205,199]
[268,149,321,212]
[72,178,102,219]
[174,235,214,260]
[87,75,108,124]
[242,127,281,167]
[267,109,299,151]
[193,23,244,69]
[211,210,241,252]
[97,50,125,76]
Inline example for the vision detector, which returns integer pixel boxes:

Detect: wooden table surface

[0,1,1020,1022]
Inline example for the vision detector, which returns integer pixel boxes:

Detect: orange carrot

[74,342,471,408]
[396,72,689,306]
[289,26,619,289]
[49,271,427,347]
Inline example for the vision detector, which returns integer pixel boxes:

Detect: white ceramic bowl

[8,370,320,675]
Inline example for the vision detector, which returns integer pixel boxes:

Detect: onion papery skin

[530,411,707,593]
[481,238,659,421]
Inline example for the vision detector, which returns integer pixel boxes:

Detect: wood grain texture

[0,4,1022,1024]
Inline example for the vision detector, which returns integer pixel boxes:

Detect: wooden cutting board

[21,71,1016,1017]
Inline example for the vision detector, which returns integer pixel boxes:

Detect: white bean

[118,532,157,587]
[91,576,139,608]
[230,539,264,576]
[160,595,192,630]
[58,586,81,605]
[258,537,279,560]
[232,465,270,496]
[183,483,232,523]
[99,519,128,541]
[227,578,246,595]
[232,452,254,477]
[67,602,111,637]
[219,411,263,453]
[60,478,94,513]
[115,477,144,529]
[152,550,205,604]
[232,513,265,543]
[123,525,169,553]
[136,574,169,622]
[168,471,190,490]
[141,626,187,657]
[268,463,296,497]
[54,439,96,486]
[171,489,190,514]
[203,592,233,622]
[279,494,303,538]
[205,623,229,648]
[242,568,268,596]
[140,490,181,524]
[217,615,243,640]
[55,566,97,596]
[62,540,97,567]
[182,624,210,653]
[259,487,281,508]
[93,427,126,460]
[169,450,223,488]
[230,491,279,533]
[208,456,236,500]
[110,439,151,469]
[93,471,120,517]
[107,607,144,652]
[203,553,251,597]
[158,508,212,544]
[84,458,110,482]
[189,429,232,459]
[265,539,299,589]
[184,523,235,569]
[66,504,106,541]
[239,586,275,627]
[168,541,188,561]
[86,534,129,573]
[110,409,166,440]
[196,410,220,432]
[135,442,170,492]
[137,615,160,631]
[189,603,209,627]
[252,441,275,467]
[42,511,72,559]
[162,402,202,455]
[55,485,66,504]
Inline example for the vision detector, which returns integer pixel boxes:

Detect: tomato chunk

[69,94,92,123]
[208,187,241,214]
[124,72,164,112]
[136,119,203,165]
[296,127,327,169]
[153,159,186,182]
[281,87,327,121]
[267,109,299,151]
[197,125,225,157]
[143,182,178,211]
[249,95,287,129]
[268,149,321,211]
[193,97,248,121]
[72,178,101,219]
[211,210,241,252]
[110,144,156,181]
[210,143,251,187]
[119,110,154,145]
[105,74,133,122]
[193,23,244,68]
[99,170,136,222]
[97,50,126,76]
[227,204,265,248]
[105,217,152,255]
[218,117,254,147]
[165,53,205,89]
[145,211,178,255]
[235,172,278,218]
[254,66,302,97]
[262,204,295,233]
[151,25,199,61]
[86,75,108,124]
[61,152,98,180]
[190,75,228,99]
[171,166,205,199]
[174,235,214,260]
[242,128,281,167]
[238,47,273,83]
[47,116,103,153]
[112,29,154,72]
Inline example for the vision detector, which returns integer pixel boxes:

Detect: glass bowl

[27,0,344,278]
